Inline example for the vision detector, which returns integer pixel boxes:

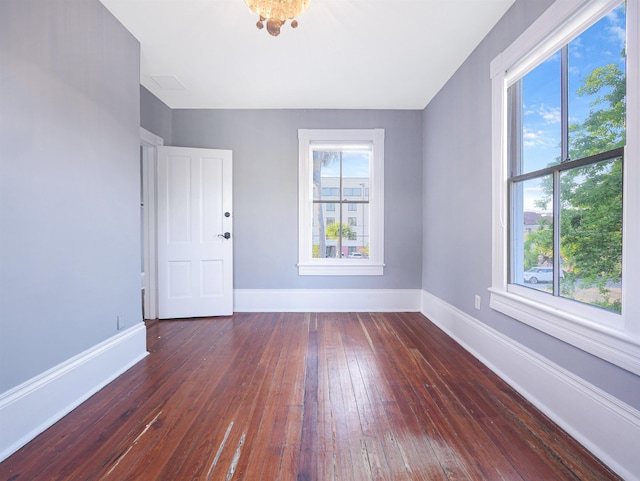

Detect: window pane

[512,175,554,293]
[311,204,325,258]
[343,151,370,201]
[313,151,340,201]
[311,148,371,260]
[312,213,353,259]
[520,54,562,174]
[342,203,368,257]
[568,3,626,160]
[559,157,622,312]
[326,218,347,257]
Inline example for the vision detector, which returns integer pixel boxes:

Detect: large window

[298,129,384,276]
[509,2,625,314]
[491,0,639,374]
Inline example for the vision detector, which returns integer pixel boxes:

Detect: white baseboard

[234,288,422,312]
[0,323,148,462]
[420,289,640,481]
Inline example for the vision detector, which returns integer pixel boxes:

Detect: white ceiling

[99,0,515,110]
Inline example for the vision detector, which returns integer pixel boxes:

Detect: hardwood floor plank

[153,313,282,480]
[366,313,471,480]
[240,314,306,481]
[354,314,448,481]
[324,313,367,481]
[297,324,319,481]
[316,314,337,481]
[0,312,623,481]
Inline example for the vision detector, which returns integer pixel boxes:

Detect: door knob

[218,232,231,239]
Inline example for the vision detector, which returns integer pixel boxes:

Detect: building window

[490,0,639,374]
[326,203,335,212]
[298,129,384,275]
[343,187,362,197]
[321,187,340,197]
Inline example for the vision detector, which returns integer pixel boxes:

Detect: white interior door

[157,146,233,318]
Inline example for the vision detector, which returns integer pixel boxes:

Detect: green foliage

[563,59,624,312]
[569,63,626,158]
[560,159,623,285]
[325,222,354,258]
[325,222,354,240]
[523,218,553,271]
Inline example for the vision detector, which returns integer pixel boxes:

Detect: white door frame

[140,127,163,320]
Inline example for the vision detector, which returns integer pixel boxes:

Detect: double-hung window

[298,129,384,275]
[490,0,639,373]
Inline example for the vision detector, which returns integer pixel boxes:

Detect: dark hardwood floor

[0,312,621,480]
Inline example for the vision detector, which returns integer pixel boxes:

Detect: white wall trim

[420,289,640,481]
[140,127,163,321]
[0,323,148,462]
[297,129,385,276]
[234,289,421,313]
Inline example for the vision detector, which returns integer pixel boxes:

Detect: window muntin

[508,2,626,314]
[298,129,384,276]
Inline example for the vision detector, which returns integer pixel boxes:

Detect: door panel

[157,146,232,318]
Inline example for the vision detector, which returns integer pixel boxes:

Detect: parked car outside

[523,267,564,284]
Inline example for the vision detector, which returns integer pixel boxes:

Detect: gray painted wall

[141,86,173,144]
[422,0,640,409]
[170,109,423,290]
[0,0,142,392]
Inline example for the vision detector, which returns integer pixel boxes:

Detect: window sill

[489,287,640,375]
[298,263,384,276]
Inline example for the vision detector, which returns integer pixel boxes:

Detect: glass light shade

[244,0,311,36]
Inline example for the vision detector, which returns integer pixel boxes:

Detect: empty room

[0,0,639,479]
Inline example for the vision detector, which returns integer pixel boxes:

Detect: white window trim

[298,129,385,276]
[489,0,640,374]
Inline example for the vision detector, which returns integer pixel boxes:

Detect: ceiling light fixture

[244,0,311,37]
